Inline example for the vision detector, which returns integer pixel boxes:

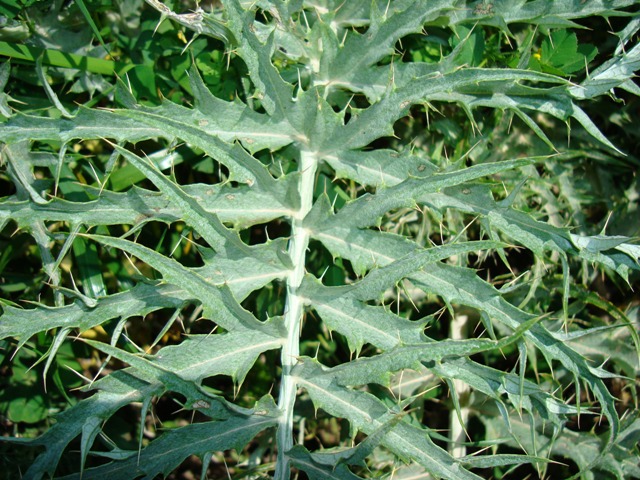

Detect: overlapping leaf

[1,0,638,479]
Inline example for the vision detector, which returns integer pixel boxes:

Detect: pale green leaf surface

[325,61,443,103]
[85,234,280,334]
[482,413,640,480]
[0,282,189,345]
[460,454,551,469]
[322,149,437,188]
[79,416,102,475]
[311,207,620,443]
[57,403,278,480]
[14,371,161,480]
[15,339,270,480]
[225,0,295,117]
[571,233,640,268]
[152,332,283,383]
[0,108,163,145]
[324,59,620,152]
[567,327,640,378]
[302,411,405,469]
[113,88,285,187]
[316,158,536,230]
[187,64,295,153]
[303,261,584,425]
[351,240,504,300]
[1,181,293,230]
[196,239,291,300]
[389,365,438,399]
[287,446,366,480]
[321,0,386,29]
[293,360,483,480]
[570,42,640,100]
[386,465,432,480]
[320,338,496,388]
[307,213,491,280]
[614,242,640,265]
[299,241,500,351]
[1,142,49,205]
[299,276,425,352]
[1,1,637,478]
[304,195,417,275]
[143,1,232,42]
[106,144,250,255]
[412,263,620,439]
[329,69,568,151]
[305,160,532,273]
[84,329,281,387]
[314,314,539,389]
[422,183,573,255]
[425,85,621,152]
[0,61,13,117]
[319,0,637,99]
[432,357,584,421]
[448,0,639,27]
[420,184,640,276]
[0,243,287,348]
[325,0,455,89]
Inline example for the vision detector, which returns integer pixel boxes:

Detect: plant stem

[275,150,317,479]
[449,314,469,458]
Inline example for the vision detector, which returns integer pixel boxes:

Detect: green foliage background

[1,1,639,479]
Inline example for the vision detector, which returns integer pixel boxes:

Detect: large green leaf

[293,360,483,480]
[1,1,637,479]
[56,397,278,480]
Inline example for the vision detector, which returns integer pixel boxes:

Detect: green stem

[275,150,317,479]
[0,41,150,78]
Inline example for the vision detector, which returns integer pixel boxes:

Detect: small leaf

[531,30,598,76]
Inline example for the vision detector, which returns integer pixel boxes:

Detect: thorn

[600,211,613,235]
[154,14,168,36]
[181,33,199,55]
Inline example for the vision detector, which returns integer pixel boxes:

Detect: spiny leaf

[421,184,640,279]
[570,42,640,100]
[300,276,425,352]
[318,157,538,229]
[1,181,294,231]
[481,414,640,480]
[56,399,278,480]
[224,0,295,117]
[288,446,367,480]
[307,314,540,398]
[83,233,280,334]
[1,1,637,478]
[312,203,620,445]
[0,107,162,144]
[0,282,189,346]
[460,453,552,469]
[105,143,249,254]
[84,330,282,386]
[113,69,290,186]
[293,360,483,480]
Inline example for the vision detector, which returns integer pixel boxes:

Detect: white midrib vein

[308,299,399,347]
[95,416,276,475]
[221,270,289,286]
[315,231,396,264]
[177,337,283,377]
[323,154,405,186]
[295,376,457,476]
[293,376,372,422]
[275,149,318,480]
